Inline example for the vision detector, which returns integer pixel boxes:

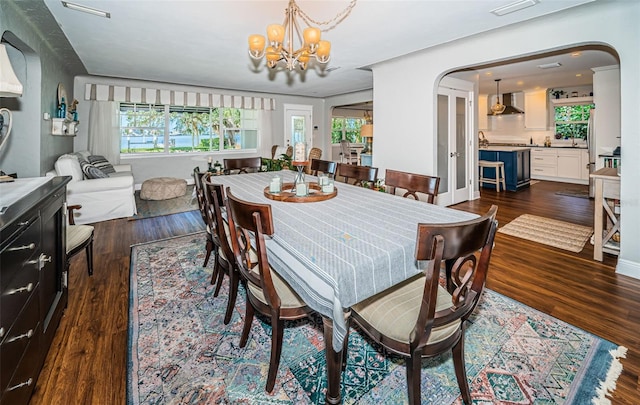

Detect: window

[331,117,366,144]
[554,103,594,140]
[120,103,258,154]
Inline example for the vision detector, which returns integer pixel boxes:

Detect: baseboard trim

[616,258,640,280]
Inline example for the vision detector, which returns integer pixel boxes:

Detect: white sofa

[47,151,137,224]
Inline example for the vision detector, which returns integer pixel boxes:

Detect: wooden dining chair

[193,167,215,267]
[225,187,312,393]
[202,177,239,325]
[336,162,378,188]
[346,205,498,405]
[223,157,262,174]
[385,169,441,203]
[310,159,337,177]
[66,205,94,275]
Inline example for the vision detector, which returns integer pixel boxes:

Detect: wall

[370,1,640,279]
[73,75,326,186]
[0,1,85,177]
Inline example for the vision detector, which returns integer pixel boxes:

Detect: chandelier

[491,79,506,115]
[248,0,357,72]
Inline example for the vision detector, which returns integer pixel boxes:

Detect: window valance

[84,83,275,110]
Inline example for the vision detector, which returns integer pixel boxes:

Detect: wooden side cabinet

[0,176,70,405]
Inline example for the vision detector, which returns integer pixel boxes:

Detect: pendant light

[491,79,506,115]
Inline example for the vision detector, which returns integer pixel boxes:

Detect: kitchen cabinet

[479,147,530,191]
[0,176,70,405]
[531,147,588,184]
[524,89,548,130]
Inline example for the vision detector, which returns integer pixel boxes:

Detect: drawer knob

[6,282,34,295]
[7,242,36,252]
[6,328,34,343]
[7,378,33,391]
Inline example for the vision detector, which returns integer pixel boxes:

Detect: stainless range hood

[488,93,524,115]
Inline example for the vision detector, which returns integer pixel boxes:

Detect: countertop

[480,145,588,152]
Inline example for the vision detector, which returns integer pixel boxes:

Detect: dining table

[211,170,477,404]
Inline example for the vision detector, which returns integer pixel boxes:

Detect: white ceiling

[39,0,616,98]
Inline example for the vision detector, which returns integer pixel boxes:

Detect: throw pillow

[80,160,109,179]
[88,155,116,174]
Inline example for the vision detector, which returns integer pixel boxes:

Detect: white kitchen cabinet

[524,89,548,130]
[531,148,588,184]
[557,150,581,178]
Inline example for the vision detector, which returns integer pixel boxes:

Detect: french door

[436,87,472,206]
[284,104,312,152]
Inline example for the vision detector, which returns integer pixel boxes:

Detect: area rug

[127,233,626,404]
[555,189,590,199]
[498,214,593,253]
[130,185,198,220]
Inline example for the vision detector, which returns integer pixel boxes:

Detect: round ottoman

[140,177,187,200]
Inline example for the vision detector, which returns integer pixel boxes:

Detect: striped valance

[84,83,276,110]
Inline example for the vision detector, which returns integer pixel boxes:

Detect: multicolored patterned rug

[127,233,626,404]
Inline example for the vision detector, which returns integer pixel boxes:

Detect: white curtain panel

[88,100,120,165]
[259,109,274,158]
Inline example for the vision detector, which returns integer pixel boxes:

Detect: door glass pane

[437,94,449,194]
[292,115,306,145]
[455,96,467,191]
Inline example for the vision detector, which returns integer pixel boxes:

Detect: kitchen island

[479,146,530,191]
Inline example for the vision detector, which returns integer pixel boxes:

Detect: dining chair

[305,147,322,174]
[202,177,239,325]
[225,187,312,393]
[193,167,215,267]
[339,140,359,164]
[310,159,337,177]
[346,205,498,405]
[223,157,262,174]
[385,169,441,203]
[336,162,378,188]
[66,204,94,275]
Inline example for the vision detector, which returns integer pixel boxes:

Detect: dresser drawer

[1,289,40,393]
[1,336,40,405]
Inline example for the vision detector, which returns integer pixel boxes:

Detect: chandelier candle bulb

[303,27,321,48]
[316,40,331,62]
[248,34,266,56]
[267,24,285,45]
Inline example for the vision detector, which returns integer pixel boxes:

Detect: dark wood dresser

[1,176,71,405]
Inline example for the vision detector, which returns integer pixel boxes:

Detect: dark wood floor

[29,180,640,404]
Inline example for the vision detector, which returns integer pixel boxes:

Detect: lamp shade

[0,44,23,97]
[360,124,373,138]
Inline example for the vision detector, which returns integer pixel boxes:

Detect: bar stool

[478,160,506,192]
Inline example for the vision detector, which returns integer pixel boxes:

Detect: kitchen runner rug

[498,214,593,253]
[127,233,625,405]
[130,185,198,220]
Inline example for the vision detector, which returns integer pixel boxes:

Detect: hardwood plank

[29,184,640,405]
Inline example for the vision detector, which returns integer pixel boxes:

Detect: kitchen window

[331,117,366,144]
[554,103,594,140]
[120,103,258,154]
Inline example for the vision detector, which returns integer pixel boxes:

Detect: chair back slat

[193,167,208,224]
[337,163,378,188]
[385,169,440,203]
[223,157,262,174]
[310,159,337,177]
